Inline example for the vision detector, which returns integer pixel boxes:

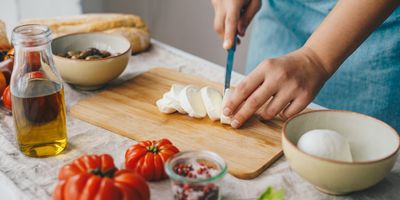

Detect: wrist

[300,45,338,78]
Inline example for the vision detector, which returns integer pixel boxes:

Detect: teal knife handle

[225,36,238,90]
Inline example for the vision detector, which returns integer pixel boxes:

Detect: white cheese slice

[220,88,232,124]
[171,84,185,96]
[156,96,177,114]
[200,86,223,121]
[179,85,207,118]
[165,84,186,114]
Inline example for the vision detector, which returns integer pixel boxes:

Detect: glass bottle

[11,24,67,157]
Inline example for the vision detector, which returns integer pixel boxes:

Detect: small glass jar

[11,24,67,157]
[165,150,227,200]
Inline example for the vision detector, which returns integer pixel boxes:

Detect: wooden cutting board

[71,67,284,179]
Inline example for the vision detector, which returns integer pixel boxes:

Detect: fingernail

[223,39,230,49]
[238,26,243,35]
[241,27,246,35]
[223,107,232,116]
[231,120,240,129]
[238,26,245,36]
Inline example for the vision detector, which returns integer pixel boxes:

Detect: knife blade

[224,36,238,91]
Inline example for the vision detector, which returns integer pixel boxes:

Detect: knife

[224,36,238,91]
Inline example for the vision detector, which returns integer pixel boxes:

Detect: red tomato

[54,154,150,200]
[2,85,11,111]
[125,139,180,181]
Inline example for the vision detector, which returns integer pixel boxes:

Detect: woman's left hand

[223,47,332,128]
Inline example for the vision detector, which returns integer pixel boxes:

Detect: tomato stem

[90,168,117,178]
[147,145,159,154]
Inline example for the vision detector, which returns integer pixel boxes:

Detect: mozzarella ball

[297,129,353,162]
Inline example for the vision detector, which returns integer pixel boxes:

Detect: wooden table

[0,40,398,200]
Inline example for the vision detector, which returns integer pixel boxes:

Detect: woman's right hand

[211,0,261,49]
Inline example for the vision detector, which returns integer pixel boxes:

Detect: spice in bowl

[57,47,118,60]
[165,151,227,200]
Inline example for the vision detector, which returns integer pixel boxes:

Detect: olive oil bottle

[11,24,67,157]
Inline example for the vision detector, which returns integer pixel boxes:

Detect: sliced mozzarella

[220,88,232,124]
[156,96,176,114]
[165,84,186,114]
[171,84,185,96]
[179,85,207,118]
[200,86,223,121]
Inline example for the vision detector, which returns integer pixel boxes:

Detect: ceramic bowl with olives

[52,33,131,90]
[58,48,118,60]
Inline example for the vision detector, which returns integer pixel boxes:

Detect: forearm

[304,0,399,75]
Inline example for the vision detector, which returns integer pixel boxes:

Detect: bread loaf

[21,14,150,54]
[0,20,11,50]
[104,27,150,53]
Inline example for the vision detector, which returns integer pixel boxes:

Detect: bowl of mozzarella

[282,110,399,195]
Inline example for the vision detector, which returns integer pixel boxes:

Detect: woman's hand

[211,0,261,49]
[224,47,332,128]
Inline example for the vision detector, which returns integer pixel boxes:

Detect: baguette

[104,27,150,53]
[21,14,150,54]
[0,20,11,51]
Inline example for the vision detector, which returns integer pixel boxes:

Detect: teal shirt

[246,0,400,132]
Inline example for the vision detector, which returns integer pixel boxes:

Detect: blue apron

[246,0,400,132]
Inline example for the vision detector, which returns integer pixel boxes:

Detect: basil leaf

[258,187,285,200]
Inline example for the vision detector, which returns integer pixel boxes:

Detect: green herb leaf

[258,187,285,200]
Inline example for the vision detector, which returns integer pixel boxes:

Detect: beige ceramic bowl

[282,110,399,195]
[52,33,131,90]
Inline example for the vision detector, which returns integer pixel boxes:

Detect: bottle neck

[10,24,62,93]
[12,24,52,48]
[11,24,54,72]
[14,42,51,54]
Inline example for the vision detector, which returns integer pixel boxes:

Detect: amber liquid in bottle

[12,78,67,157]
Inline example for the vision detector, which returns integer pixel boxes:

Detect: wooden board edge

[229,150,284,179]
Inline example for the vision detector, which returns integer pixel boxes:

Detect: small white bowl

[52,33,131,90]
[282,110,399,195]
